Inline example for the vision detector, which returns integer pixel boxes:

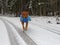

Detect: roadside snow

[0,20,11,45]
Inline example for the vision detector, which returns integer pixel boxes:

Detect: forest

[0,0,60,16]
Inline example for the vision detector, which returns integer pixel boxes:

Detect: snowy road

[0,18,37,45]
[0,16,60,45]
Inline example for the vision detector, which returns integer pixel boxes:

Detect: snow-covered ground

[0,16,60,45]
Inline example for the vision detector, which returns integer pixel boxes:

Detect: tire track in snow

[0,19,18,45]
[34,19,60,32]
[31,18,60,35]
[35,19,60,34]
[31,22,60,35]
[1,18,37,45]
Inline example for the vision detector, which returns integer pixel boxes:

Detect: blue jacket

[20,15,31,22]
